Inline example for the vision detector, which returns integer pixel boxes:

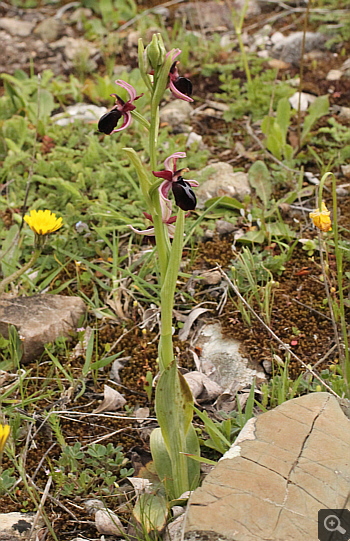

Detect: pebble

[186,131,204,149]
[272,31,327,65]
[289,91,316,111]
[34,17,63,42]
[326,69,342,81]
[0,17,35,37]
[160,100,192,130]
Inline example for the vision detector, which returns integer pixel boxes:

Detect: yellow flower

[24,210,63,236]
[0,424,10,453]
[309,202,332,232]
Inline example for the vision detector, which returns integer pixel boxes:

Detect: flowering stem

[159,209,185,371]
[0,248,41,295]
[318,172,350,384]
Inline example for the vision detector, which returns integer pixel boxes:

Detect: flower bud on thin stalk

[97,35,199,499]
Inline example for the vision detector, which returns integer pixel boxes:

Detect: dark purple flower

[98,80,143,134]
[166,50,193,103]
[153,152,198,211]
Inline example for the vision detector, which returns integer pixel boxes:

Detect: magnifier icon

[324,514,346,535]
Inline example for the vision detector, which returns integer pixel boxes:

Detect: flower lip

[172,177,197,211]
[98,109,123,135]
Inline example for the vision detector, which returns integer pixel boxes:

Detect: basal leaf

[248,161,271,208]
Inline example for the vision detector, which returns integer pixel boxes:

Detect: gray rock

[0,294,86,364]
[289,91,316,111]
[0,512,43,540]
[0,18,35,37]
[195,323,265,389]
[341,57,350,77]
[338,106,350,121]
[175,0,259,31]
[34,18,64,42]
[185,393,350,541]
[215,220,235,236]
[50,37,98,61]
[160,100,192,130]
[196,163,251,208]
[51,103,107,126]
[186,131,204,149]
[164,514,186,541]
[84,499,105,515]
[326,69,342,81]
[272,31,327,65]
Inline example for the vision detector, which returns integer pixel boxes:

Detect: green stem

[159,210,185,371]
[235,29,251,85]
[0,248,41,295]
[318,172,350,384]
[149,98,159,172]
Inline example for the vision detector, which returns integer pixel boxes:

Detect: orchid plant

[98,34,200,499]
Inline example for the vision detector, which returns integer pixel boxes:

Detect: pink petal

[164,152,186,172]
[115,80,137,102]
[169,80,194,103]
[166,49,181,61]
[159,180,172,201]
[166,224,176,238]
[159,187,172,222]
[128,225,156,236]
[153,170,173,182]
[187,180,199,187]
[111,112,131,133]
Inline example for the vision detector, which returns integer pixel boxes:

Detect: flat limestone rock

[185,393,350,541]
[0,512,43,540]
[0,294,86,364]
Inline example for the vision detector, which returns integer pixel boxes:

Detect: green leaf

[82,329,94,377]
[204,196,244,211]
[301,95,329,144]
[133,493,168,534]
[150,360,199,498]
[248,161,271,208]
[265,222,296,239]
[236,229,265,244]
[276,97,291,141]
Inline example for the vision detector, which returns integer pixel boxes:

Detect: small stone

[164,514,186,541]
[152,5,170,18]
[160,100,192,129]
[197,163,251,207]
[186,131,204,149]
[70,7,93,23]
[51,103,107,126]
[0,18,35,37]
[341,164,350,178]
[84,499,105,515]
[272,31,327,65]
[268,58,290,70]
[127,30,141,48]
[34,18,63,42]
[289,91,316,111]
[195,323,265,389]
[215,220,235,236]
[341,57,350,77]
[326,69,342,81]
[0,512,43,539]
[338,106,350,121]
[95,509,126,536]
[0,294,86,364]
[113,64,131,76]
[50,37,98,61]
[270,31,284,45]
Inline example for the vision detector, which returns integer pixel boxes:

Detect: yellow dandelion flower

[309,202,332,232]
[0,424,10,453]
[24,210,63,236]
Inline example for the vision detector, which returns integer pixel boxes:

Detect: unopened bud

[133,300,138,307]
[146,33,166,70]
